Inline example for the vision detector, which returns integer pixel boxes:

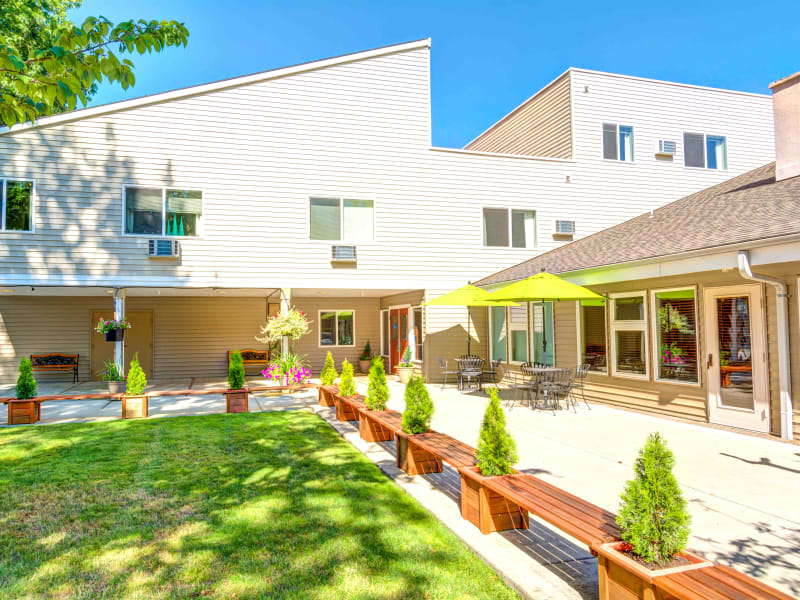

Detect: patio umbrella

[423,284,517,355]
[488,272,605,361]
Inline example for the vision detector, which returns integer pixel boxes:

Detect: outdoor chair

[536,368,572,414]
[437,357,461,390]
[505,368,536,409]
[571,363,591,410]
[482,359,501,384]
[456,356,485,392]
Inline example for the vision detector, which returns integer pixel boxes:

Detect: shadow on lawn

[0,413,517,599]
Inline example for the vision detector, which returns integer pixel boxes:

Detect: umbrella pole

[467,307,471,356]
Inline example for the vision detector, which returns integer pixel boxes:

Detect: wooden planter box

[358,409,397,442]
[334,394,364,422]
[122,394,149,419]
[226,389,249,413]
[396,433,443,475]
[595,542,712,600]
[318,385,338,407]
[7,399,41,425]
[459,467,528,535]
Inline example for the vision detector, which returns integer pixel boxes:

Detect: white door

[703,284,769,432]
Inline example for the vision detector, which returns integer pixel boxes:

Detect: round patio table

[454,357,485,392]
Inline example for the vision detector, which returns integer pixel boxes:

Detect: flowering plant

[660,342,687,366]
[262,352,311,386]
[101,360,125,382]
[398,346,413,368]
[95,318,131,334]
[256,308,310,344]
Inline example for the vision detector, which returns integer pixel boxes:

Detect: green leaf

[57,80,73,98]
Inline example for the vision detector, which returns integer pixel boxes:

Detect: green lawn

[0,412,519,600]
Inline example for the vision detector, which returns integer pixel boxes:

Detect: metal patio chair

[437,357,461,390]
[571,363,592,410]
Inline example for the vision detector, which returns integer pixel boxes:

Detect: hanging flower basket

[95,318,131,342]
[106,329,125,342]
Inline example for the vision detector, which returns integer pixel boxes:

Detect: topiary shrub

[398,345,413,367]
[228,351,246,390]
[401,375,433,434]
[475,387,518,476]
[15,357,37,399]
[360,340,372,361]
[126,353,147,396]
[339,359,356,397]
[320,351,338,386]
[366,356,389,410]
[617,432,691,566]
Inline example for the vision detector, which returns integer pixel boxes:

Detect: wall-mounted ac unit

[554,220,576,235]
[331,245,357,262]
[148,239,180,258]
[655,139,677,156]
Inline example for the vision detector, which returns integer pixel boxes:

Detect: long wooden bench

[31,353,79,383]
[395,429,476,476]
[318,385,338,407]
[228,349,269,372]
[654,563,796,600]
[358,408,402,442]
[333,393,366,422]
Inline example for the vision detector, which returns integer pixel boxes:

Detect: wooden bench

[333,393,366,422]
[228,349,269,372]
[318,384,338,407]
[358,408,402,442]
[30,353,79,383]
[654,563,796,600]
[395,430,477,476]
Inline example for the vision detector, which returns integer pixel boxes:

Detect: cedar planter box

[318,385,338,407]
[226,389,249,413]
[595,541,712,600]
[122,394,149,419]
[459,467,528,535]
[358,409,396,442]
[7,399,41,425]
[396,432,443,475]
[334,394,364,422]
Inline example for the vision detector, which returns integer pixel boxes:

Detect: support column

[113,288,126,374]
[280,288,291,357]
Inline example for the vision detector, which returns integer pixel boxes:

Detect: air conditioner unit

[554,220,576,235]
[655,139,677,156]
[148,239,180,258]
[331,245,357,262]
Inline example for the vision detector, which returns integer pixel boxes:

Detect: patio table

[455,357,485,392]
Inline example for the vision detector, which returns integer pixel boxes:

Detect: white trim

[411,305,424,362]
[481,207,537,249]
[1,39,432,136]
[122,184,204,238]
[682,132,728,170]
[317,308,356,348]
[508,303,529,365]
[308,196,376,243]
[650,286,701,387]
[578,299,608,373]
[601,122,635,163]
[609,291,650,380]
[0,178,36,233]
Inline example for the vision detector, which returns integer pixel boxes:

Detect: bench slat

[361,409,403,432]
[402,431,476,468]
[655,565,796,600]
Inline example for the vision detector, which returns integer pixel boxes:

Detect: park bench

[30,353,79,383]
[653,563,796,600]
[318,384,338,407]
[395,429,476,476]
[333,393,366,421]
[228,349,269,372]
[358,408,402,442]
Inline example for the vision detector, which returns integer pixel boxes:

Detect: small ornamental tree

[320,351,338,386]
[398,345,413,367]
[365,356,389,411]
[475,387,518,476]
[228,351,246,390]
[616,432,691,566]
[360,340,372,361]
[15,357,37,399]
[126,353,147,396]
[339,359,356,397]
[401,375,434,434]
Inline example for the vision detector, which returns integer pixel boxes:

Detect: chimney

[769,71,800,181]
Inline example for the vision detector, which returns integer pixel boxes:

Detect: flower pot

[595,541,712,600]
[459,466,528,534]
[122,394,148,419]
[396,366,414,384]
[226,389,249,413]
[108,381,126,395]
[105,328,125,342]
[359,359,371,373]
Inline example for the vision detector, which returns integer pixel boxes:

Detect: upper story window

[683,133,727,169]
[602,123,634,162]
[483,208,536,249]
[124,186,202,237]
[1,179,34,232]
[309,197,374,242]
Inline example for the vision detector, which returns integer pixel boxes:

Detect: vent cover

[554,220,576,235]
[148,239,180,258]
[331,245,357,262]
[656,139,677,156]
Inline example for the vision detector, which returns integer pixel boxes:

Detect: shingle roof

[475,163,800,286]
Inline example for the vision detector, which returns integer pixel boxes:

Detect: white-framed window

[309,197,374,242]
[602,123,634,162]
[380,309,390,356]
[489,305,508,362]
[683,133,727,169]
[530,301,554,366]
[579,300,607,373]
[651,287,699,384]
[1,179,35,232]
[482,208,537,249]
[509,304,529,363]
[123,185,202,237]
[319,309,355,347]
[412,306,423,362]
[610,292,648,378]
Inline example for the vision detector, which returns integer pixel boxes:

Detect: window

[602,123,634,162]
[610,293,648,377]
[509,304,529,363]
[309,197,374,241]
[381,310,389,355]
[1,180,34,232]
[683,133,727,169]
[490,305,508,362]
[530,302,554,365]
[482,208,536,248]
[653,288,698,383]
[413,306,423,361]
[124,186,202,236]
[319,310,355,347]
[580,300,607,372]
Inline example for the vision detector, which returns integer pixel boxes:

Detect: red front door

[389,308,409,373]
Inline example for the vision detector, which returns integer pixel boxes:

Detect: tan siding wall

[380,290,424,309]
[554,301,579,369]
[466,73,572,158]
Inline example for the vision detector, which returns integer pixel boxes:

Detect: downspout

[737,251,794,440]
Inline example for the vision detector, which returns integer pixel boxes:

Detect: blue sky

[70,0,800,148]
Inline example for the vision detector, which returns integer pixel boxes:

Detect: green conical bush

[366,356,389,410]
[126,353,147,396]
[320,351,338,385]
[339,359,356,397]
[617,432,691,566]
[228,351,246,390]
[401,375,433,434]
[474,387,518,476]
[15,357,37,399]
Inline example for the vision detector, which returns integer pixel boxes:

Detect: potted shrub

[262,352,311,391]
[359,340,373,373]
[9,357,39,424]
[461,387,527,534]
[360,356,393,442]
[95,317,131,342]
[596,432,711,599]
[102,360,126,395]
[397,375,436,471]
[226,350,248,413]
[395,346,414,384]
[122,353,149,419]
[318,351,338,407]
